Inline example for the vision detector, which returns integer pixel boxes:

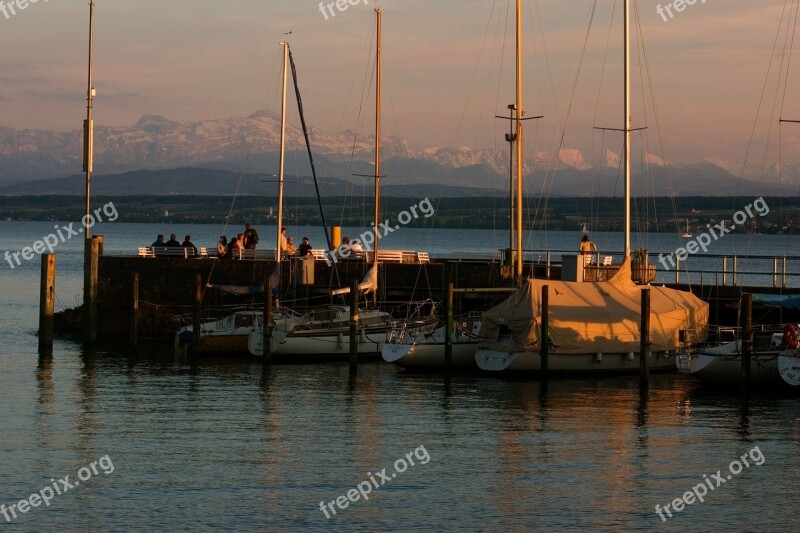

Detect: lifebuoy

[782,324,800,349]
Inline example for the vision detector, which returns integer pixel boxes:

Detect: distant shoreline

[2,194,799,234]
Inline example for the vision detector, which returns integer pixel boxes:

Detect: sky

[1,0,799,166]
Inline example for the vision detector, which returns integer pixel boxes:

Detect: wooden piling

[130,272,139,349]
[263,276,273,365]
[192,273,201,358]
[783,256,787,289]
[444,282,454,372]
[83,236,101,344]
[38,254,56,352]
[349,277,359,370]
[741,293,753,393]
[541,285,549,379]
[640,288,650,388]
[546,250,551,280]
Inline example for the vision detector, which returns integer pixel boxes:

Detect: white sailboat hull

[382,321,482,368]
[248,306,392,358]
[476,346,675,373]
[249,327,389,358]
[778,350,800,386]
[676,339,784,386]
[175,310,262,355]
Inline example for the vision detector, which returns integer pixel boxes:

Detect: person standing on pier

[298,237,312,257]
[243,221,259,250]
[279,227,289,255]
[580,235,594,254]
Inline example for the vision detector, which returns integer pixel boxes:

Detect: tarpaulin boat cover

[752,293,800,310]
[479,259,709,354]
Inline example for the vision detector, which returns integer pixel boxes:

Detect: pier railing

[447,249,799,289]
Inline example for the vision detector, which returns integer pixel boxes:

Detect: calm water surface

[1,221,800,531]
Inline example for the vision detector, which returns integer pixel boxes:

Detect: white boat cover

[479,259,709,354]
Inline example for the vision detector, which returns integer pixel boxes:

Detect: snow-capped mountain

[0,111,796,196]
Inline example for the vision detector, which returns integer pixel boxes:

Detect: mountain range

[0,111,796,197]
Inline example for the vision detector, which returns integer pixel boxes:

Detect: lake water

[2,220,800,530]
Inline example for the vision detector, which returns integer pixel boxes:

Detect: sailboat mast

[515,0,524,281]
[82,0,95,342]
[624,0,631,258]
[373,8,382,265]
[84,0,95,240]
[276,41,288,262]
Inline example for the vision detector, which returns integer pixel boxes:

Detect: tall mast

[373,8,382,266]
[84,0,95,239]
[276,41,288,261]
[515,0,524,282]
[82,0,95,334]
[624,0,631,258]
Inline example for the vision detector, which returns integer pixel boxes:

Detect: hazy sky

[1,0,798,165]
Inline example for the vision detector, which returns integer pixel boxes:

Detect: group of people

[216,222,260,258]
[280,228,313,258]
[340,236,364,253]
[151,233,198,255]
[148,222,322,260]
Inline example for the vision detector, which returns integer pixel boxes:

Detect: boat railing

[174,305,263,329]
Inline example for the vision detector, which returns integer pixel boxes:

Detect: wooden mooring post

[39,254,56,353]
[191,273,201,359]
[444,282,454,373]
[541,285,549,381]
[640,288,650,388]
[130,272,139,349]
[83,235,102,344]
[741,293,753,393]
[263,276,273,366]
[349,277,359,371]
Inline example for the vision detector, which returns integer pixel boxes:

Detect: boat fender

[596,353,603,363]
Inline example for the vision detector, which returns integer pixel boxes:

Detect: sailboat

[382,0,535,369]
[678,294,799,388]
[681,218,692,238]
[382,316,481,368]
[248,11,406,359]
[474,0,709,373]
